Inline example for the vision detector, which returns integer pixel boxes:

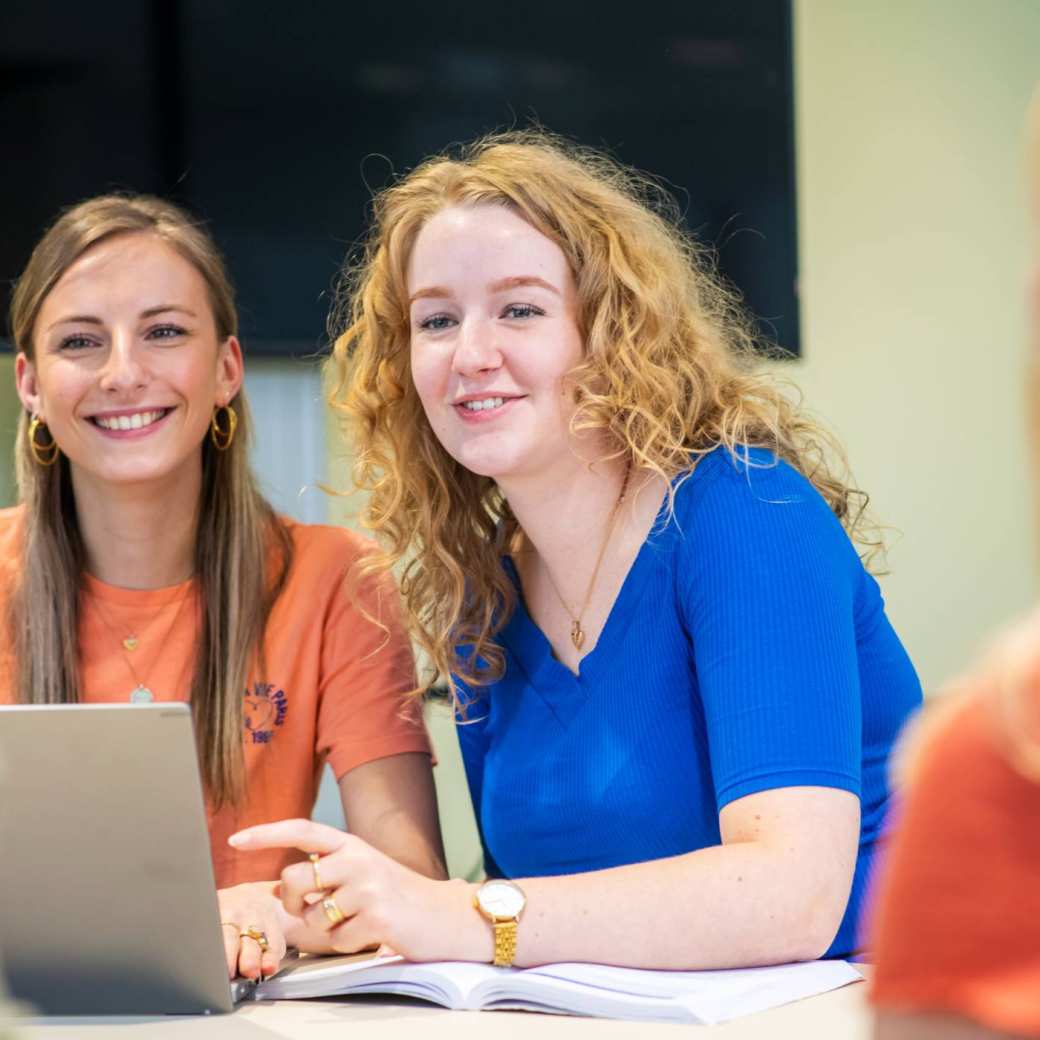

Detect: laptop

[0,703,257,1014]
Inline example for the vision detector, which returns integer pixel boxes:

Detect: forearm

[339,754,448,881]
[447,841,848,969]
[366,806,447,880]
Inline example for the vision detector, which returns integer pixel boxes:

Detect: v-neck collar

[498,491,676,726]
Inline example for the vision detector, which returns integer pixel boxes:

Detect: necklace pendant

[570,620,585,651]
[129,685,154,704]
[123,636,139,651]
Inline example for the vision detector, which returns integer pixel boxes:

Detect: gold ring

[309,852,324,891]
[220,920,239,930]
[240,925,270,953]
[321,896,346,926]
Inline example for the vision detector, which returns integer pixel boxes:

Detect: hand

[228,820,487,963]
[217,881,289,981]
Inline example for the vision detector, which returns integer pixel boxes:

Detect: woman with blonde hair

[0,194,445,980]
[234,131,921,969]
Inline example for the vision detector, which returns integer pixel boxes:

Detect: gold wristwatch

[473,879,526,967]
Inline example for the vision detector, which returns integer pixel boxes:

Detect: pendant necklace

[89,587,194,702]
[541,461,633,652]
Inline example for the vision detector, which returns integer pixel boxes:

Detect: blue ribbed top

[455,447,922,958]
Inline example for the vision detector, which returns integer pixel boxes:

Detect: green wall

[0,357,19,507]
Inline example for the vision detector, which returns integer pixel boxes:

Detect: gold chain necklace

[539,461,633,651]
[88,588,194,703]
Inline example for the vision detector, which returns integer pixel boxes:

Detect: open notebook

[255,953,863,1025]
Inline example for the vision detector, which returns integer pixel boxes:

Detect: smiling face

[407,203,586,483]
[16,232,242,493]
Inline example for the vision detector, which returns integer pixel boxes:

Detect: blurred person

[232,131,922,970]
[0,195,445,981]
[869,92,1040,1040]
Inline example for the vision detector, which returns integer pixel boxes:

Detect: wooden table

[12,976,870,1039]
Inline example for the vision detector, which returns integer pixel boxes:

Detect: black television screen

[1,0,798,356]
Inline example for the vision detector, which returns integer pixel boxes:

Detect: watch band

[492,918,518,968]
[474,879,525,968]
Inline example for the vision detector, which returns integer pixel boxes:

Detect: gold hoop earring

[210,404,238,451]
[28,415,59,467]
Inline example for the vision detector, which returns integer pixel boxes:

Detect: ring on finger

[309,852,325,892]
[240,925,270,954]
[321,895,347,926]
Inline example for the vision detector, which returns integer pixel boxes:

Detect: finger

[327,915,380,956]
[237,932,261,981]
[240,919,287,982]
[279,845,360,917]
[261,929,287,980]
[228,819,349,855]
[301,885,361,935]
[220,922,240,979]
[279,860,322,917]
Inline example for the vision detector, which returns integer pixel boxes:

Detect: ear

[14,353,42,419]
[216,336,245,406]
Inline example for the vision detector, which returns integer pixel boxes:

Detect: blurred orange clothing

[0,506,430,889]
[869,693,1040,1036]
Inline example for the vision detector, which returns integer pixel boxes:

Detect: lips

[452,394,524,421]
[460,396,505,412]
[88,407,173,432]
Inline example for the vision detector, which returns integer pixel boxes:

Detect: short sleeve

[316,562,431,779]
[681,451,863,810]
[869,694,1040,1035]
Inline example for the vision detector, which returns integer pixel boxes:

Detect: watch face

[479,879,525,917]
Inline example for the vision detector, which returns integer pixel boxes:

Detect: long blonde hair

[330,130,879,694]
[7,194,292,807]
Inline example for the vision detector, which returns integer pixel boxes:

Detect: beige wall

[791,0,1040,693]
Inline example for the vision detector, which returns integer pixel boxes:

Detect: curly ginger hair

[328,130,880,695]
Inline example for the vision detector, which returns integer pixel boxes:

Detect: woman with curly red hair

[236,131,921,970]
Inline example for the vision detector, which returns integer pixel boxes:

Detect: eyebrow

[408,275,561,305]
[46,305,197,331]
[489,276,560,296]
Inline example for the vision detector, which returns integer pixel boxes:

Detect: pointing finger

[228,818,349,855]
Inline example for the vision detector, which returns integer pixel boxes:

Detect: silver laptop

[0,703,257,1014]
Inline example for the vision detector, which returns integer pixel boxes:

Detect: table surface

[11,976,871,1040]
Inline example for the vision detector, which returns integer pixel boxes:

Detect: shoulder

[0,505,26,544]
[670,446,852,557]
[0,506,26,582]
[281,518,383,578]
[676,445,832,518]
[909,692,1034,813]
[278,518,399,620]
[877,688,1038,891]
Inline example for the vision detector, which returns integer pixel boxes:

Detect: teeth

[95,409,165,431]
[461,397,505,411]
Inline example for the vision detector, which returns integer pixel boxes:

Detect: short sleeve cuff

[327,733,433,780]
[716,768,861,812]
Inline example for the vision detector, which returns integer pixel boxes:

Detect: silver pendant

[129,685,154,703]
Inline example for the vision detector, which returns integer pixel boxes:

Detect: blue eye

[502,303,543,319]
[419,314,456,331]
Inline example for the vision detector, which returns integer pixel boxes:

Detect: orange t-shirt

[0,506,430,889]
[868,693,1040,1036]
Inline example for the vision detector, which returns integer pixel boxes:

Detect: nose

[98,331,149,394]
[451,316,502,377]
